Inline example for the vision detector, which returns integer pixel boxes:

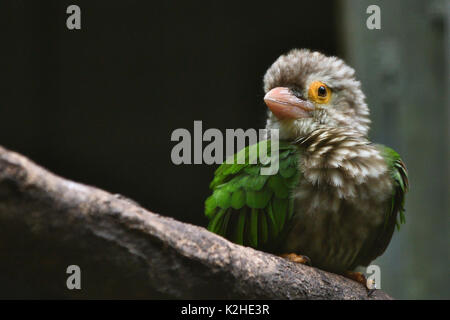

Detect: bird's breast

[280,130,394,272]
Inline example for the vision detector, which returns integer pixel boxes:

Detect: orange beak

[264,87,314,120]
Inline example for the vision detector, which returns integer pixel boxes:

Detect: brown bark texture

[0,146,392,299]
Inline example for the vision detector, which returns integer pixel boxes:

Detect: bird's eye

[318,86,327,97]
[308,81,331,104]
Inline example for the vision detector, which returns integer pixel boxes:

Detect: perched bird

[205,49,408,287]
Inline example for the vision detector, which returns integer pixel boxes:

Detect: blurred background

[0,0,448,299]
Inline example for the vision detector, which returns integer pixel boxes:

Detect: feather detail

[205,140,300,250]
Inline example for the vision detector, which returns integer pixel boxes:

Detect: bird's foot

[279,253,312,266]
[343,271,377,297]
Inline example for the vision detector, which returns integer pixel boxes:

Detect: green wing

[205,140,300,250]
[380,145,409,230]
[351,144,409,268]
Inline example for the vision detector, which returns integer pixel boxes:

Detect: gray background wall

[340,0,449,299]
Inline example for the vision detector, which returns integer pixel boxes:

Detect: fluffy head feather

[263,49,370,140]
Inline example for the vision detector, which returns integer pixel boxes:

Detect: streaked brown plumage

[263,49,406,273]
[205,49,408,283]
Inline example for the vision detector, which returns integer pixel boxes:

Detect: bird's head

[263,49,370,140]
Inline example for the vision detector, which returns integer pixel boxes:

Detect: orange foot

[280,253,312,266]
[344,271,376,297]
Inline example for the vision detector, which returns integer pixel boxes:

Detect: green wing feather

[205,140,300,250]
[350,144,409,268]
[379,145,409,230]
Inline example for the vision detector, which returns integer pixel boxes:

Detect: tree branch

[0,145,391,299]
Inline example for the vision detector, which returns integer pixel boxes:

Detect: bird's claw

[366,278,378,297]
[344,271,378,297]
[280,253,312,266]
[367,288,377,297]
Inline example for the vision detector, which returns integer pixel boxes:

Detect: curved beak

[264,87,314,120]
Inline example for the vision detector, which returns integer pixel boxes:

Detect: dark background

[0,0,337,229]
[0,0,448,299]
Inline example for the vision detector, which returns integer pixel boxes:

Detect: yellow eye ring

[308,81,331,104]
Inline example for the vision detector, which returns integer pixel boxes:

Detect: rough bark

[0,145,392,299]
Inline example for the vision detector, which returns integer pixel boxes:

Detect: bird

[204,49,408,289]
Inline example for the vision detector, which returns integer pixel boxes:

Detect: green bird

[205,49,408,286]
